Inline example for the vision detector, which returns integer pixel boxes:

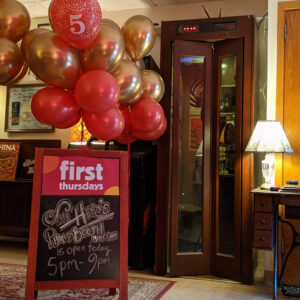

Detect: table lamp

[245,120,293,190]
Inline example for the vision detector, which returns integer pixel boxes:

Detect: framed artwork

[5,84,54,133]
[0,141,20,181]
[37,23,52,30]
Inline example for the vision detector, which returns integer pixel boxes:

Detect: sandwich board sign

[25,148,128,299]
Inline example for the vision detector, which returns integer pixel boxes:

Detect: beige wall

[0,1,267,148]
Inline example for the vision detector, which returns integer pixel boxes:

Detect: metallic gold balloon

[0,0,30,43]
[27,31,81,89]
[123,50,132,60]
[81,19,125,72]
[111,59,143,106]
[0,37,23,84]
[3,61,28,86]
[21,28,50,62]
[122,15,156,61]
[135,59,145,71]
[141,70,165,102]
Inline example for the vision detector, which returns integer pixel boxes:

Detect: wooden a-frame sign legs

[25,148,128,299]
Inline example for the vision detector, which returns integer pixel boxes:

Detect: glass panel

[218,55,236,256]
[178,56,205,253]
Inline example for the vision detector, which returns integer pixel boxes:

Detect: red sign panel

[42,156,119,196]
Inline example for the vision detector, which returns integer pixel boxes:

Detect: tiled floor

[0,240,293,300]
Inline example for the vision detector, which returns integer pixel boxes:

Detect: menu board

[26,148,128,299]
[0,141,20,181]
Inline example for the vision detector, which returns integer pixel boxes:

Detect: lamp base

[261,154,275,191]
[260,182,272,190]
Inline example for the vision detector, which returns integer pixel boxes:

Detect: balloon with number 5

[49,0,102,49]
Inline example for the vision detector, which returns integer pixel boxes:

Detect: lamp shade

[245,120,293,153]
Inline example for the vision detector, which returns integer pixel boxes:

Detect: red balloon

[119,104,131,132]
[115,132,137,145]
[75,70,120,113]
[83,107,124,141]
[115,105,136,144]
[130,96,164,132]
[133,116,167,141]
[55,111,82,128]
[31,87,80,126]
[49,0,102,49]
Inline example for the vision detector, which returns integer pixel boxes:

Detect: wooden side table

[252,189,300,300]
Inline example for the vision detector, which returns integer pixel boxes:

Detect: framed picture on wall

[4,84,54,133]
[37,23,52,30]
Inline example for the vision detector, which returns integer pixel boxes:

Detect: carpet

[0,263,175,300]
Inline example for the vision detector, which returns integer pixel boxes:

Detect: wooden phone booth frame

[155,15,254,283]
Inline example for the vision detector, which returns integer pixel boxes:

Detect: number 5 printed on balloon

[70,15,86,35]
[50,0,102,49]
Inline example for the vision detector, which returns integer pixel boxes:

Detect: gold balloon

[27,31,81,89]
[81,19,125,72]
[0,0,30,43]
[21,28,50,62]
[3,61,28,86]
[141,70,165,102]
[122,15,156,61]
[135,59,145,71]
[123,50,132,60]
[0,37,23,84]
[111,59,143,106]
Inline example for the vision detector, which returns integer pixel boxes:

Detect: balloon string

[81,117,84,145]
[127,138,131,217]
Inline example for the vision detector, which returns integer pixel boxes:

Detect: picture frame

[5,84,54,133]
[37,23,52,30]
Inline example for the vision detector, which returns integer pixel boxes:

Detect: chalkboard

[36,195,120,281]
[26,148,129,300]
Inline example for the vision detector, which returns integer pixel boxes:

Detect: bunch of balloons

[0,0,167,143]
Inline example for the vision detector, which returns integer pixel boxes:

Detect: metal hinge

[212,44,215,54]
[281,238,285,254]
[284,24,287,40]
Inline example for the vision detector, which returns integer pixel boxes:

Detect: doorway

[155,16,254,284]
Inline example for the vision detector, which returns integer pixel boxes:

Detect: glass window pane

[178,56,204,253]
[218,55,236,256]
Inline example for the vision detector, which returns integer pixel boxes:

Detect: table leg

[274,204,279,300]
